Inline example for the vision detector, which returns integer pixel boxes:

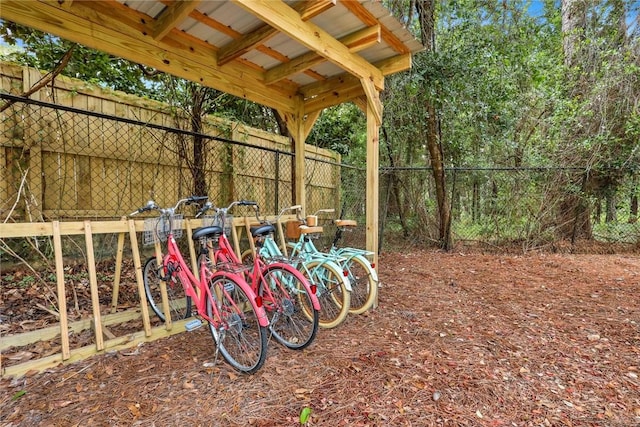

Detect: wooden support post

[52,221,71,360]
[128,219,152,336]
[365,97,380,308]
[111,217,127,313]
[84,220,105,351]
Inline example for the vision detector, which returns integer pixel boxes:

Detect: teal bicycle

[291,207,378,315]
[243,205,352,329]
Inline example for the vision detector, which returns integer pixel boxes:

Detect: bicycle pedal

[185,319,203,331]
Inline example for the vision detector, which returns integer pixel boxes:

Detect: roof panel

[1,0,424,112]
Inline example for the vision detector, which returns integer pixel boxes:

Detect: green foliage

[299,407,312,425]
[0,21,163,99]
[306,103,366,159]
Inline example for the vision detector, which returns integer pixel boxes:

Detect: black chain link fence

[2,92,638,263]
[378,166,640,251]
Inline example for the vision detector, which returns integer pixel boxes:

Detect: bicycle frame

[287,235,353,292]
[211,222,321,311]
[160,230,269,328]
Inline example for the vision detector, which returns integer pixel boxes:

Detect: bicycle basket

[203,214,233,235]
[143,214,184,245]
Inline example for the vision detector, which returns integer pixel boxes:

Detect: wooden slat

[111,224,126,313]
[128,219,152,336]
[0,307,145,351]
[52,220,71,360]
[2,321,192,379]
[84,220,105,351]
[153,238,172,330]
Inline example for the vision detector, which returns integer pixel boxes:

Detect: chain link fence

[2,92,638,261]
[379,166,640,251]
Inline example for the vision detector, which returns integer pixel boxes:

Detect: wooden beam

[152,0,201,41]
[340,0,410,54]
[302,54,411,113]
[0,0,298,114]
[264,25,380,85]
[360,78,382,126]
[233,0,384,90]
[217,0,335,66]
[302,53,411,99]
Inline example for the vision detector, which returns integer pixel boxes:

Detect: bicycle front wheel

[143,257,191,322]
[260,264,319,350]
[300,260,350,329]
[343,255,378,314]
[206,274,267,374]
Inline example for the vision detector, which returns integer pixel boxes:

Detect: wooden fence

[0,62,339,221]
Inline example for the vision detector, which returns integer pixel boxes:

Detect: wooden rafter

[0,0,298,113]
[232,0,384,90]
[217,0,336,66]
[301,53,412,113]
[152,0,201,41]
[264,25,380,85]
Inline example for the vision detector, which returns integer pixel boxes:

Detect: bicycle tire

[206,274,267,373]
[342,254,377,314]
[299,259,350,329]
[143,256,191,322]
[260,264,319,350]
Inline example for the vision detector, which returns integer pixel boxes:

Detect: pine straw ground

[1,250,640,427]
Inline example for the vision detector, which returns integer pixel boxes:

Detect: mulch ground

[1,250,639,426]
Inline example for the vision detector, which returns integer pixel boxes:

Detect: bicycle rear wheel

[143,257,191,322]
[343,255,377,314]
[206,274,267,374]
[300,260,350,329]
[260,264,319,350]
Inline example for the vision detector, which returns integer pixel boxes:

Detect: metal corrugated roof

[2,0,424,113]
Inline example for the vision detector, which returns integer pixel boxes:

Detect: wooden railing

[0,213,298,378]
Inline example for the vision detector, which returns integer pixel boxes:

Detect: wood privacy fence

[0,213,300,378]
[0,62,340,221]
[0,63,343,378]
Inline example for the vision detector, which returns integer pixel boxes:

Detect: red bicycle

[197,200,321,350]
[133,196,268,374]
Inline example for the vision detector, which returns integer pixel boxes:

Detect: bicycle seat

[192,226,223,240]
[299,225,323,234]
[250,224,275,238]
[335,219,357,228]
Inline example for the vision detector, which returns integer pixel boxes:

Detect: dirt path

[2,251,639,426]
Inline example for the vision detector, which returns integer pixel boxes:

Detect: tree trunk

[630,193,638,224]
[190,87,207,197]
[417,0,451,250]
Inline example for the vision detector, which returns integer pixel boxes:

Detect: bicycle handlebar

[130,195,209,217]
[313,208,335,216]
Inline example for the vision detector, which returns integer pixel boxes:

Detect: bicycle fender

[266,262,321,310]
[352,254,378,282]
[312,258,352,292]
[216,271,270,327]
